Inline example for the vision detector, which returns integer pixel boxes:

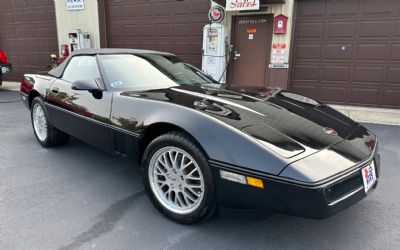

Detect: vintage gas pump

[68,29,91,52]
[202,23,227,83]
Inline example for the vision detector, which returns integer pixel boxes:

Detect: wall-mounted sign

[208,6,225,23]
[274,14,288,34]
[67,0,85,11]
[226,0,260,12]
[271,43,286,64]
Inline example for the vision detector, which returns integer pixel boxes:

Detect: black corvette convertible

[20,49,380,224]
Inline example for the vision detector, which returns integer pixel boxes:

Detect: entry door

[46,55,113,152]
[229,15,273,89]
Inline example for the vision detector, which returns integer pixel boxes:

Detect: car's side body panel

[45,78,114,152]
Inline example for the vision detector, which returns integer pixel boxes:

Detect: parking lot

[1,85,399,250]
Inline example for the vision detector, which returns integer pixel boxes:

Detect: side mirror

[71,78,101,91]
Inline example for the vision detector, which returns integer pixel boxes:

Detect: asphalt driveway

[1,86,399,250]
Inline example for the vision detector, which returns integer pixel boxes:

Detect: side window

[62,56,100,83]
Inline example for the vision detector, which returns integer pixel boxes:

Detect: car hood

[120,84,362,159]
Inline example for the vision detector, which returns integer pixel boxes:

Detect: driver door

[46,55,113,152]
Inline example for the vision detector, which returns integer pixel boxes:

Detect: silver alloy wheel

[32,103,48,142]
[149,146,205,215]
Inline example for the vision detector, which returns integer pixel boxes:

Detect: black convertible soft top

[48,48,174,78]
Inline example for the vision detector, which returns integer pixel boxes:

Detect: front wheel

[142,131,216,224]
[31,97,69,147]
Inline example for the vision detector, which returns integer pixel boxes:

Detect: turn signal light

[246,176,264,189]
[220,170,264,189]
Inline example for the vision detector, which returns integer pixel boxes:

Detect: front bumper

[209,152,380,219]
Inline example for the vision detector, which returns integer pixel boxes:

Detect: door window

[62,56,101,83]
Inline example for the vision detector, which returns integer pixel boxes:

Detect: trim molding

[44,102,140,137]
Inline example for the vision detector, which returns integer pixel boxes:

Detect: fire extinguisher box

[274,14,288,34]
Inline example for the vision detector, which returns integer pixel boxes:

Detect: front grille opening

[324,172,363,203]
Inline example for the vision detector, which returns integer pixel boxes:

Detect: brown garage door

[0,0,58,81]
[291,0,400,108]
[104,0,209,68]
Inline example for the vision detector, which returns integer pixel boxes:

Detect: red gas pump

[0,50,7,64]
[59,44,69,64]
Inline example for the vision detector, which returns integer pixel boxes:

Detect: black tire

[0,73,2,87]
[31,97,69,147]
[141,131,217,224]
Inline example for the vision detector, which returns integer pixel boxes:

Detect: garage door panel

[174,24,190,36]
[106,0,208,68]
[394,20,400,37]
[349,88,380,105]
[173,2,190,15]
[321,66,350,82]
[387,67,400,84]
[298,0,325,18]
[155,4,171,16]
[193,1,211,14]
[356,44,388,60]
[123,25,139,37]
[360,20,392,38]
[156,42,173,52]
[390,44,400,61]
[156,24,172,37]
[362,0,396,15]
[327,0,358,16]
[353,66,384,83]
[292,0,400,107]
[139,24,156,37]
[294,44,321,60]
[293,65,319,81]
[296,22,324,39]
[0,0,57,81]
[292,85,318,99]
[138,4,155,16]
[324,44,353,60]
[319,86,348,103]
[109,6,122,17]
[382,90,400,107]
[326,21,356,38]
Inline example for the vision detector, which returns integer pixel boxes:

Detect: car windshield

[99,54,218,90]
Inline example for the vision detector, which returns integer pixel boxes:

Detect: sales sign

[226,0,260,11]
[67,0,85,11]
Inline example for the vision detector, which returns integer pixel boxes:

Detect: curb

[1,81,20,91]
[330,105,400,126]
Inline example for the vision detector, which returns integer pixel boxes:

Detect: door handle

[51,87,59,94]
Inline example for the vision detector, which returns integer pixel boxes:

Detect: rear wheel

[31,97,69,147]
[142,131,216,224]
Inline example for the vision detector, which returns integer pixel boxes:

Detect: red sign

[272,43,286,49]
[208,6,225,23]
[246,28,257,33]
[274,14,288,34]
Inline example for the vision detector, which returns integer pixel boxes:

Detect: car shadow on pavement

[60,190,146,250]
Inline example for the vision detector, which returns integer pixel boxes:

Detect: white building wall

[54,0,101,52]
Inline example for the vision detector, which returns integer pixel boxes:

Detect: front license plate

[361,161,377,193]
